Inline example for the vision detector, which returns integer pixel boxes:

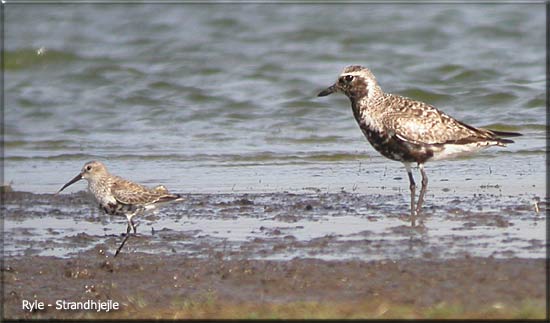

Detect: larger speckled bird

[57,161,183,256]
[318,65,521,225]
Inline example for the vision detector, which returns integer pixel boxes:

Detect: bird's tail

[490,130,523,138]
[496,137,515,144]
[488,129,522,145]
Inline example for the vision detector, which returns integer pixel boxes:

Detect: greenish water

[4,4,545,198]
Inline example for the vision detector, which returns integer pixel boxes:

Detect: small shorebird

[318,65,521,225]
[57,161,183,256]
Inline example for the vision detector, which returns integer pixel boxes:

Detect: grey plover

[318,65,521,225]
[57,161,183,256]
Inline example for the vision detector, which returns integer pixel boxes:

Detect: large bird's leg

[415,163,428,216]
[404,163,416,226]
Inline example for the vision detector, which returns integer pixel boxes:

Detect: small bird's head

[79,161,108,180]
[318,65,380,100]
[57,161,109,193]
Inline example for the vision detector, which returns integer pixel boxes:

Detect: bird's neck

[87,174,111,193]
[349,93,384,131]
[348,82,382,103]
[349,92,378,116]
[349,97,364,124]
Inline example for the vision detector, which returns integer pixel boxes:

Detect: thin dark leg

[118,215,136,256]
[116,208,144,255]
[405,164,416,226]
[114,234,130,257]
[415,163,428,216]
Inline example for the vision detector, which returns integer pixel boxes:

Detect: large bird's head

[318,65,381,100]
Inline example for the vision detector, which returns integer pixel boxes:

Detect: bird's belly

[429,142,492,161]
[360,126,433,163]
[100,202,138,216]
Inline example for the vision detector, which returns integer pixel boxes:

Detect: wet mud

[3,252,546,319]
[2,190,547,319]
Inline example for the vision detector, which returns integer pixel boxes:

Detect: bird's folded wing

[110,178,160,205]
[385,97,492,145]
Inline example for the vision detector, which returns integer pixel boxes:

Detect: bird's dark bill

[57,173,83,193]
[317,84,337,97]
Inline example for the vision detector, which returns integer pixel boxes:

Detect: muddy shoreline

[3,189,545,260]
[3,253,546,319]
[2,189,547,319]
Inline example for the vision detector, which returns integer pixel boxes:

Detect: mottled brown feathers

[318,65,521,219]
[110,177,181,205]
[319,65,521,164]
[380,93,511,146]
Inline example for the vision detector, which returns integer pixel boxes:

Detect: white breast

[88,180,117,206]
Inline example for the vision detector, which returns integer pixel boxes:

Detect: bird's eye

[339,75,354,84]
[86,165,92,171]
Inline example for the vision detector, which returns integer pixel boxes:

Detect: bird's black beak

[57,173,83,194]
[317,84,337,97]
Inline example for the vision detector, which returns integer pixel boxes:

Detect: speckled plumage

[318,65,521,224]
[58,161,183,255]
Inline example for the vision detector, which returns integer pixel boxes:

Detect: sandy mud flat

[2,190,547,319]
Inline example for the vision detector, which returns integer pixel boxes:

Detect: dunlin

[318,65,521,225]
[57,161,183,256]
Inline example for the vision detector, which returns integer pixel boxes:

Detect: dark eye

[86,165,92,171]
[339,75,354,84]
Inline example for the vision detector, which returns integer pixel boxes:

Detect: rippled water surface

[5,4,545,196]
[4,4,546,260]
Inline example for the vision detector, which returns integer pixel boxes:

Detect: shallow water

[5,4,545,195]
[4,4,546,260]
[3,191,545,260]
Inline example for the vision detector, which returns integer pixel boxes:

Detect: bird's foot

[412,208,428,227]
[410,210,421,227]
